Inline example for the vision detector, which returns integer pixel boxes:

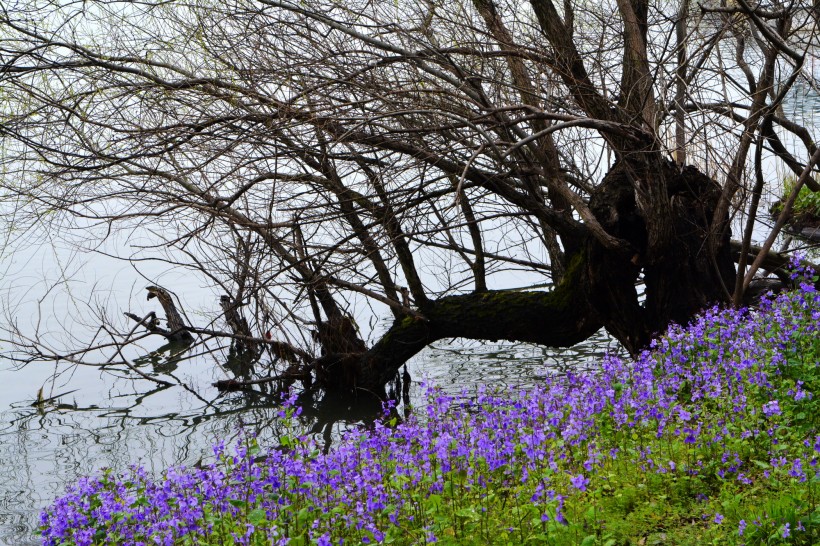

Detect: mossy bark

[318,253,602,393]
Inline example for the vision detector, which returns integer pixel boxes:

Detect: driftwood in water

[124,286,193,343]
[769,200,820,242]
[146,286,194,342]
[123,286,315,391]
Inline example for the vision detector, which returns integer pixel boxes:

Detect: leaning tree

[1,0,819,395]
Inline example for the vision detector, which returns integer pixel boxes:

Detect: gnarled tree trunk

[316,159,737,394]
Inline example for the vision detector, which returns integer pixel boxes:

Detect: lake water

[2,70,819,546]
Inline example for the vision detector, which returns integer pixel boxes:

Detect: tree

[1,0,818,396]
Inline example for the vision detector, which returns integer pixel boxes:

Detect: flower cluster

[41,286,820,545]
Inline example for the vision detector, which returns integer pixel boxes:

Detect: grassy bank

[41,280,820,545]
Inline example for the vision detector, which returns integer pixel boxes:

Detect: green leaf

[131,495,150,508]
[296,506,311,527]
[425,494,443,512]
[455,507,480,521]
[248,508,267,526]
[580,535,596,546]
[248,438,261,457]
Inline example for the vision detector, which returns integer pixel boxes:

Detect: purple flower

[570,474,589,492]
[762,400,781,418]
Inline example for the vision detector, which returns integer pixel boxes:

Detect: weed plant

[772,176,820,225]
[41,275,820,545]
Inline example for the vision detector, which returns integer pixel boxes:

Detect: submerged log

[145,286,194,343]
[124,288,194,344]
